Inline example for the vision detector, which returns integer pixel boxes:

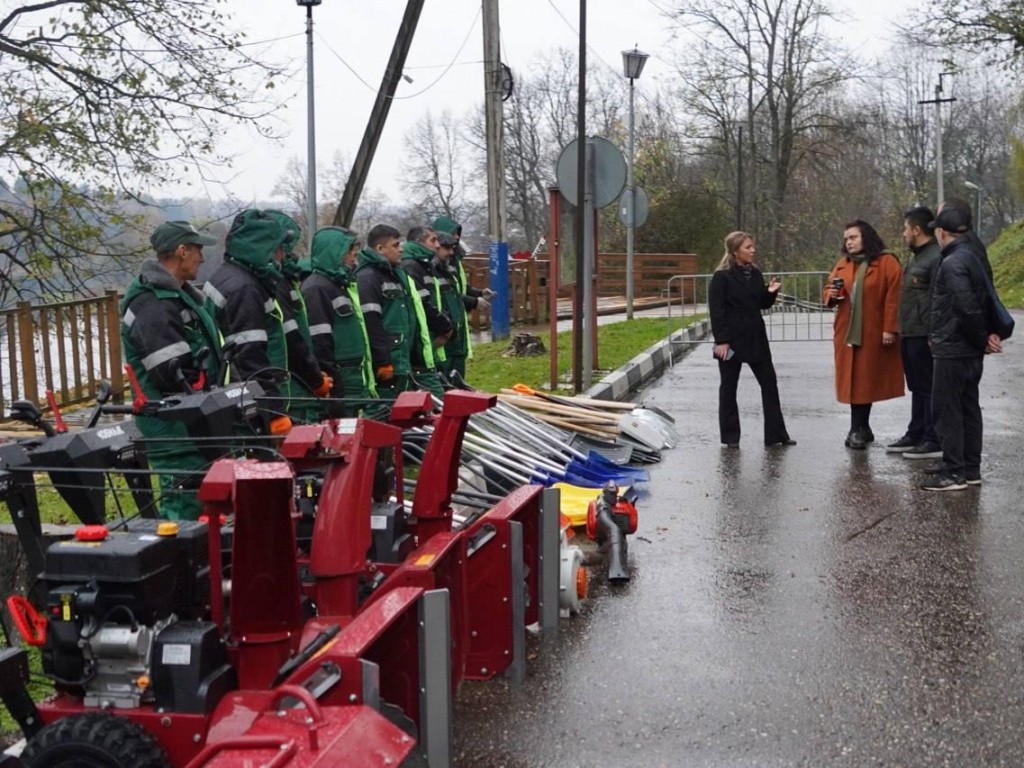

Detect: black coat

[708,265,778,363]
[929,236,988,359]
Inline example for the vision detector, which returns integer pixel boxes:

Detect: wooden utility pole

[482,0,509,340]
[333,0,425,227]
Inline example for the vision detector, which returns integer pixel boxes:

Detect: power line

[315,6,481,101]
[542,0,664,111]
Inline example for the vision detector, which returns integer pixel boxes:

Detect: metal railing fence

[666,272,833,362]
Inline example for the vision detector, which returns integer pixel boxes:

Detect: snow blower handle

[123,363,148,413]
[44,390,68,434]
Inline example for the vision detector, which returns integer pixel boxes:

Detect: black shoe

[921,473,968,492]
[863,429,875,443]
[844,430,868,450]
[903,442,943,460]
[767,438,797,447]
[722,442,739,449]
[886,434,918,453]
[966,474,982,486]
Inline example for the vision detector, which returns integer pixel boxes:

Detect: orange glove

[313,374,333,398]
[376,364,394,382]
[269,415,293,436]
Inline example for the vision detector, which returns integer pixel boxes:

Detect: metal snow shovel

[628,408,679,448]
[617,411,671,451]
[568,434,634,465]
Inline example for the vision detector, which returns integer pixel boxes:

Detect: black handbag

[975,255,1014,340]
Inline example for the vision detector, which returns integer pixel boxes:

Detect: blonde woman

[708,232,795,448]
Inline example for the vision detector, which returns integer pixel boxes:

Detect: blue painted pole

[490,241,509,340]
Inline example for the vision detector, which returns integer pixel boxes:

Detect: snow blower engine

[8,520,231,713]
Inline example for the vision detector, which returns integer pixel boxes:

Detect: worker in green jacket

[356,224,443,400]
[121,221,224,520]
[267,209,325,424]
[401,226,453,395]
[431,215,494,381]
[203,209,331,435]
[302,226,377,416]
[433,233,473,380]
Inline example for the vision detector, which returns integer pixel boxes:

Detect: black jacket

[204,260,324,409]
[898,238,941,338]
[708,265,778,363]
[929,236,988,359]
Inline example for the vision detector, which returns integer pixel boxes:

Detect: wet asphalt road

[452,327,1024,767]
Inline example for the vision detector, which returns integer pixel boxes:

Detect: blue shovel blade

[584,452,651,481]
[562,470,606,488]
[567,459,649,485]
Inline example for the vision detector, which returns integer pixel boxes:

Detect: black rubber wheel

[21,713,170,768]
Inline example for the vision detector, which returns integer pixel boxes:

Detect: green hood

[266,210,301,256]
[432,215,462,237]
[225,209,288,275]
[311,227,358,281]
[401,240,435,263]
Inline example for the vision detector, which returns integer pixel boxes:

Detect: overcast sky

[185,0,914,207]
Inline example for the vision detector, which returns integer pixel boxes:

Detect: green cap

[150,220,218,254]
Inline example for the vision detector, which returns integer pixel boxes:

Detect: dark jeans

[718,356,789,444]
[931,356,983,478]
[901,336,938,444]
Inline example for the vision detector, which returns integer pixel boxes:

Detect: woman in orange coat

[823,220,904,449]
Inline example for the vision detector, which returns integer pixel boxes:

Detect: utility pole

[919,72,956,208]
[482,0,509,341]
[333,0,425,228]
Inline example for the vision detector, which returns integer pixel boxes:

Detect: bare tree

[401,110,482,224]
[672,0,855,265]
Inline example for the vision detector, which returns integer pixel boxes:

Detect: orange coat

[823,252,904,404]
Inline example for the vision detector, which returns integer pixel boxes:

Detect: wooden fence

[1,291,124,411]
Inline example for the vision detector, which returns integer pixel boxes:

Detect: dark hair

[368,224,401,248]
[903,206,935,236]
[842,220,886,261]
[406,226,433,245]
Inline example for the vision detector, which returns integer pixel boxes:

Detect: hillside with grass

[990,221,1024,308]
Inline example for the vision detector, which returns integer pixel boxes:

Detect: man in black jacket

[921,200,1002,491]
[888,207,943,460]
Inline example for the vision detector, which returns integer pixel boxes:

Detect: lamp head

[622,47,649,80]
[964,180,980,191]
[296,0,322,6]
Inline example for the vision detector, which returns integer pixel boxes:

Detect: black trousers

[718,356,789,445]
[931,355,983,478]
[901,336,938,444]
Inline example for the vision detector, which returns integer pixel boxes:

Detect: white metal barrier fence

[667,271,833,362]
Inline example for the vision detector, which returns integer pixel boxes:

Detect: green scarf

[844,253,868,347]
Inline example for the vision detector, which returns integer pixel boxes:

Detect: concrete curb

[584,319,711,401]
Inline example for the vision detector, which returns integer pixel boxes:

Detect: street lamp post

[297,0,322,252]
[965,180,983,238]
[621,46,648,320]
